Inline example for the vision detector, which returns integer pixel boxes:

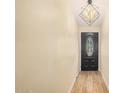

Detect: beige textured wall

[100,0,109,88]
[100,13,109,88]
[15,0,79,93]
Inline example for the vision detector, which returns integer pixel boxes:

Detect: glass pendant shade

[79,1,100,25]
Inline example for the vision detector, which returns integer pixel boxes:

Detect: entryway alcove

[81,32,99,71]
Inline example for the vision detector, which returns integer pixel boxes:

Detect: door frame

[79,31,101,71]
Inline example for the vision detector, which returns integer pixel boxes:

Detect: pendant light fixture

[79,0,100,25]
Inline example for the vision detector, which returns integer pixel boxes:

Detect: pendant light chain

[88,0,92,4]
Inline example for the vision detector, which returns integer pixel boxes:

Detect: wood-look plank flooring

[71,71,108,93]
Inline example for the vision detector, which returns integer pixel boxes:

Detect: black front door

[81,32,98,71]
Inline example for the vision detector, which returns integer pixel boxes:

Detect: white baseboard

[101,72,109,90]
[67,72,79,93]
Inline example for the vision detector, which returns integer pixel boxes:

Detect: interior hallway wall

[15,0,79,93]
[100,0,109,88]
